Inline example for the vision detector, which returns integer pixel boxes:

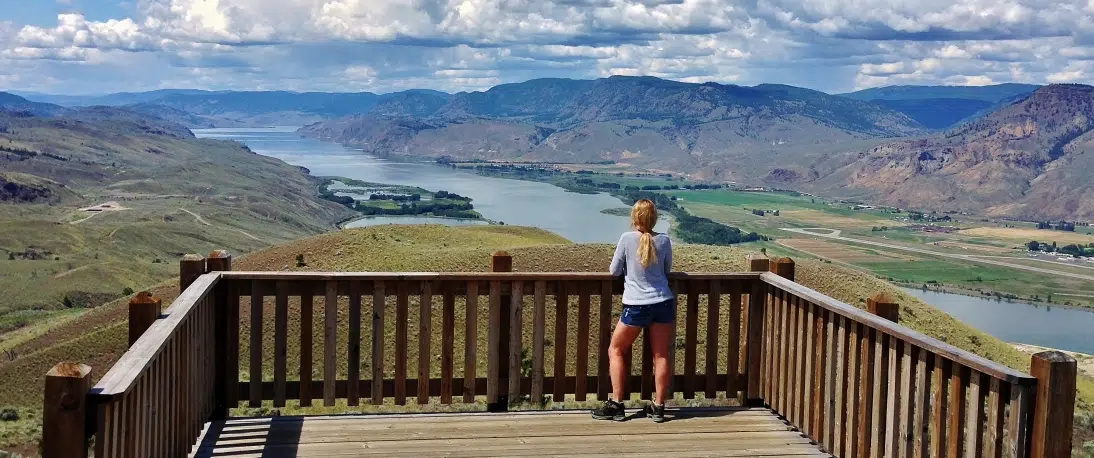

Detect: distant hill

[301,76,923,182]
[840,84,1041,129]
[0,92,68,117]
[16,89,455,127]
[811,84,1094,220]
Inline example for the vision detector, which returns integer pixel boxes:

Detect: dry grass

[961,227,1094,245]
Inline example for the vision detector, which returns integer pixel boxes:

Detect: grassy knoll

[1,224,1090,455]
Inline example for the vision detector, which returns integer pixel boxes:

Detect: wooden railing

[40,252,1078,458]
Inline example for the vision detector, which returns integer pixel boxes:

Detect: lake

[193,127,667,243]
[903,288,1094,354]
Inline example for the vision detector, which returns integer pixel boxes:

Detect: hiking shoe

[644,403,666,423]
[591,400,626,421]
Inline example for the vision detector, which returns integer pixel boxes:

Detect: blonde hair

[631,199,658,267]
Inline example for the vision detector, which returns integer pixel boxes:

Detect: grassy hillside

[0,110,354,345]
[1,225,1089,455]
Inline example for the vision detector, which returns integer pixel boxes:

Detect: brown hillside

[812,84,1094,220]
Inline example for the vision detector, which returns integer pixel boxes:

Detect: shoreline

[1012,343,1094,377]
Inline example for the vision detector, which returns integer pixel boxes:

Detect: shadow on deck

[192,407,828,458]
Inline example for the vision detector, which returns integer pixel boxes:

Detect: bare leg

[648,322,674,405]
[609,320,642,402]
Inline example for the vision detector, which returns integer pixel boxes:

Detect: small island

[320,178,482,220]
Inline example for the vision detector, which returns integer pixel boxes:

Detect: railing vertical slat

[746,277,766,403]
[249,280,264,408]
[965,370,985,458]
[531,280,547,403]
[683,287,698,399]
[324,281,337,406]
[857,325,874,458]
[844,320,859,458]
[813,304,828,445]
[727,281,742,401]
[641,326,653,400]
[463,281,478,403]
[914,347,930,458]
[396,281,410,405]
[898,341,914,458]
[833,315,846,455]
[553,282,569,402]
[347,281,362,406]
[1006,383,1031,458]
[274,280,289,408]
[763,284,774,403]
[419,280,434,405]
[885,336,900,458]
[487,280,502,405]
[372,280,387,405]
[772,288,784,412]
[932,355,949,458]
[597,280,612,401]
[705,280,720,399]
[300,292,314,407]
[441,283,456,404]
[508,280,525,403]
[823,310,836,453]
[985,377,1004,458]
[789,296,801,425]
[803,299,815,436]
[575,283,590,401]
[948,365,967,458]
[870,329,887,458]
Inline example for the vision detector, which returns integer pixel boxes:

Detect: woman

[591,198,674,423]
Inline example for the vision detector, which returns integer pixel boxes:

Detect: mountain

[301,76,923,181]
[811,84,1094,220]
[0,92,68,117]
[840,84,1041,129]
[15,89,455,127]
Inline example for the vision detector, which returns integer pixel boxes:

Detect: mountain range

[6,78,1090,220]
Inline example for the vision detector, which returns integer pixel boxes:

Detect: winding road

[780,228,1094,282]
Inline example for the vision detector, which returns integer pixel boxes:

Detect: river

[903,288,1094,354]
[192,127,667,243]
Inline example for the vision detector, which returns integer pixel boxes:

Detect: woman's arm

[609,234,626,276]
[663,238,673,275]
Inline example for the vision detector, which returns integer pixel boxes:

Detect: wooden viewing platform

[41,252,1078,458]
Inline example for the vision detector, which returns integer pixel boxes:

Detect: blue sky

[1,0,1092,95]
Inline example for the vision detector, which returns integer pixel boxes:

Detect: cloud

[1,0,1093,94]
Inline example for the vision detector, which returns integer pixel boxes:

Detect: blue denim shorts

[620,299,676,328]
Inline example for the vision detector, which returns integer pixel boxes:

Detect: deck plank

[193,408,830,458]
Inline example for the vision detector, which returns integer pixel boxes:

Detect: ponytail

[631,199,658,267]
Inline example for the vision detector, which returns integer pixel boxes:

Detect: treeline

[370,193,421,202]
[1027,240,1094,257]
[357,201,478,219]
[617,190,765,245]
[1036,221,1076,231]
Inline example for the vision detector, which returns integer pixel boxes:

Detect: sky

[1,0,1092,95]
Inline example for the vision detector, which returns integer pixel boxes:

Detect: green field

[671,189,1094,309]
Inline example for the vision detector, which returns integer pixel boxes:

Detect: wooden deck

[191,407,829,457]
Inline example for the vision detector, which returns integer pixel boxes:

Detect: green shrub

[122,287,135,296]
[0,407,18,421]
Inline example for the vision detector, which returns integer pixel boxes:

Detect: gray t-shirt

[609,231,674,305]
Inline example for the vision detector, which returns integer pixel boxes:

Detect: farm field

[672,189,1094,308]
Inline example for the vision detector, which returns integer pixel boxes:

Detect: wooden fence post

[42,362,91,458]
[1029,351,1077,458]
[206,250,233,420]
[769,257,795,281]
[489,251,512,412]
[128,292,162,346]
[866,294,900,323]
[179,253,205,293]
[745,256,769,405]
